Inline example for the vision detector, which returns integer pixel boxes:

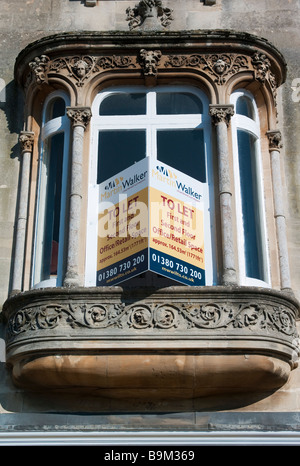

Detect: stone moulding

[14,30,287,111]
[3,286,299,397]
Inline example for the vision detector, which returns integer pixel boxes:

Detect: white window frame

[231,90,270,287]
[32,90,70,288]
[85,85,216,287]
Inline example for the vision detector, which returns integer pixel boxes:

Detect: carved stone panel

[3,286,299,396]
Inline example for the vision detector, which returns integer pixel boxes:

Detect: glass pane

[41,132,64,280]
[45,97,66,122]
[97,130,146,183]
[100,93,146,115]
[236,96,254,119]
[237,130,264,280]
[157,129,206,183]
[157,92,203,114]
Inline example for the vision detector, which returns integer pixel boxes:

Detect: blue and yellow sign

[97,158,205,286]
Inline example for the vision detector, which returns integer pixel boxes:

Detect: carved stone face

[75,60,87,78]
[214,58,227,74]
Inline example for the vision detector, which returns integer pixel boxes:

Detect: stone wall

[0,0,300,429]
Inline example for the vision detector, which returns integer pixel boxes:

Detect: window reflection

[41,133,64,280]
[157,92,203,115]
[100,93,146,116]
[236,96,255,120]
[237,129,264,281]
[45,97,66,122]
[157,129,206,183]
[97,130,146,183]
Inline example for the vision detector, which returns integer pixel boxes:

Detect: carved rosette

[19,131,34,154]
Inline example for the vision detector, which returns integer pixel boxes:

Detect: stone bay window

[3,31,299,401]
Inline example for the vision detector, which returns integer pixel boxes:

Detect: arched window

[33,91,70,288]
[85,86,215,287]
[231,90,270,286]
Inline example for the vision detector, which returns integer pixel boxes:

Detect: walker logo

[121,170,147,189]
[176,180,202,201]
[105,176,123,190]
[156,165,177,179]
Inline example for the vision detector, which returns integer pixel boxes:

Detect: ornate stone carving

[50,56,96,87]
[97,55,136,70]
[27,54,136,89]
[252,52,271,82]
[66,107,92,129]
[6,295,298,342]
[164,53,249,85]
[19,131,34,153]
[209,104,234,126]
[140,49,162,76]
[267,130,283,150]
[126,0,173,30]
[28,55,50,85]
[252,52,278,111]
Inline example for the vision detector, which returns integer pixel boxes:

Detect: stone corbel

[139,49,162,84]
[28,55,50,86]
[85,0,96,6]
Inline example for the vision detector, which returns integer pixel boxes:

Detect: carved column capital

[66,107,92,129]
[209,104,234,126]
[267,130,282,150]
[19,131,35,154]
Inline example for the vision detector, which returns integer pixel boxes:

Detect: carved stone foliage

[139,49,162,76]
[26,49,280,101]
[28,55,50,85]
[126,0,173,30]
[267,130,283,150]
[19,131,34,153]
[209,105,234,126]
[27,54,136,89]
[252,52,278,106]
[164,53,249,85]
[66,107,92,128]
[6,296,299,343]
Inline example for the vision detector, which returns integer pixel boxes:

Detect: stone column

[267,130,291,290]
[11,131,34,293]
[209,104,237,285]
[64,107,91,287]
